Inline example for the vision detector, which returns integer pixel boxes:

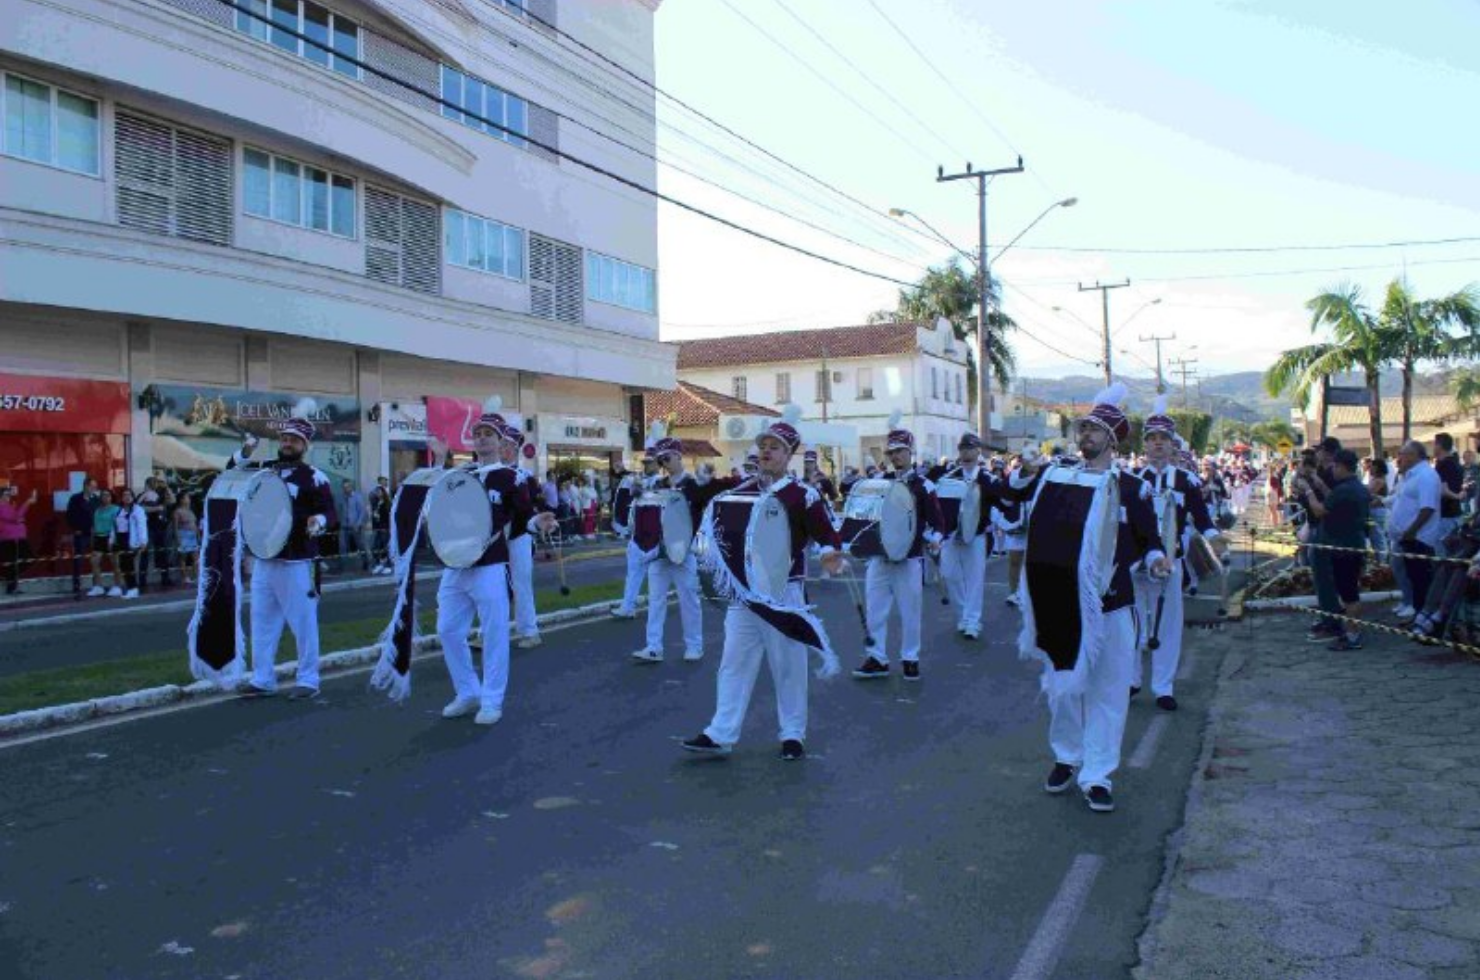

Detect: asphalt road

[0,556,1224,980]
[0,549,629,679]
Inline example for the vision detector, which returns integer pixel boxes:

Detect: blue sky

[648,0,1480,379]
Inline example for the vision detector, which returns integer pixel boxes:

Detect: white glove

[307,514,327,537]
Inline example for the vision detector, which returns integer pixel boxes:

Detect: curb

[0,597,634,739]
[1243,589,1399,611]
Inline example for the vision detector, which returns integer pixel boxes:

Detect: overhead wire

[986,234,1480,255]
[1014,253,1480,287]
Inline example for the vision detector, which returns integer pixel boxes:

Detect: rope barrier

[1247,526,1479,567]
[1266,599,1480,662]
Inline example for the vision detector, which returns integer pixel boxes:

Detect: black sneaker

[1156,695,1178,712]
[1044,763,1076,794]
[237,683,275,699]
[1305,625,1342,643]
[1329,634,1364,651]
[779,739,805,761]
[902,661,921,681]
[1129,686,1141,699]
[1085,786,1115,813]
[680,733,731,756]
[852,657,890,680]
[286,686,320,701]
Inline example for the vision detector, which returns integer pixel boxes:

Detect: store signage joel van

[148,385,360,442]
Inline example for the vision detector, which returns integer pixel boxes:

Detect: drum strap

[371,481,434,702]
[187,497,246,689]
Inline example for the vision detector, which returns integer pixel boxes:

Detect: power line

[988,234,1480,256]
[214,0,918,286]
[1013,254,1480,287]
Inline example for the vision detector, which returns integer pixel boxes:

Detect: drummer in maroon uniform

[682,408,846,760]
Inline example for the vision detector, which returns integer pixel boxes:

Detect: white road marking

[1176,649,1195,682]
[1128,715,1172,770]
[1007,853,1104,980]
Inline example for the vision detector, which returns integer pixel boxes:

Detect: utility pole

[1078,279,1131,386]
[1139,332,1176,394]
[938,157,1024,441]
[1169,356,1199,408]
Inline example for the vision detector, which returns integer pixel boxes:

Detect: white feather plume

[1091,382,1127,409]
[781,403,803,425]
[648,419,667,443]
[1151,394,1168,416]
[482,395,503,415]
[291,397,318,419]
[887,408,904,429]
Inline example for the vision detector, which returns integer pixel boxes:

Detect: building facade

[0,0,671,564]
[676,320,972,470]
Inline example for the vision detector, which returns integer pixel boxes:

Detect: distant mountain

[1017,372,1288,422]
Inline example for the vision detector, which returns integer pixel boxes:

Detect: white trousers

[865,556,923,663]
[1133,562,1185,698]
[704,585,809,745]
[940,535,987,631]
[509,534,538,638]
[646,552,702,654]
[437,564,511,710]
[1048,606,1136,792]
[617,538,646,614]
[250,559,320,691]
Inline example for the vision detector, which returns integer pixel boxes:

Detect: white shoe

[963,627,981,640]
[1005,594,1020,608]
[123,589,139,600]
[107,586,122,597]
[609,606,637,619]
[474,707,503,725]
[441,696,480,719]
[516,635,543,650]
[630,648,663,664]
[1394,604,1414,619]
[683,648,704,662]
[87,586,105,597]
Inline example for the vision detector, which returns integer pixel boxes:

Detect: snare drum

[416,466,501,569]
[935,476,983,544]
[839,478,916,561]
[206,468,292,559]
[709,492,794,603]
[1186,533,1224,581]
[633,489,694,564]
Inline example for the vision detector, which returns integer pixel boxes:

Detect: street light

[1113,297,1163,338]
[992,197,1078,264]
[886,208,975,265]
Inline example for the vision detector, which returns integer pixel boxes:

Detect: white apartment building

[676,320,973,469]
[0,0,671,560]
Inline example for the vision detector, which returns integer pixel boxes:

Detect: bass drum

[935,476,983,544]
[839,478,916,561]
[206,467,292,559]
[706,493,794,603]
[421,466,499,569]
[634,490,694,564]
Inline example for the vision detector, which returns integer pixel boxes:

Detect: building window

[815,370,831,403]
[498,0,528,15]
[585,252,656,314]
[235,0,361,79]
[365,185,441,294]
[858,366,874,401]
[2,73,100,176]
[444,208,524,280]
[440,64,528,147]
[776,372,791,404]
[731,376,747,402]
[931,366,939,399]
[955,373,963,406]
[244,147,355,238]
[115,111,233,247]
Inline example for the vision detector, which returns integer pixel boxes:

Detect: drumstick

[930,550,949,606]
[1148,580,1167,650]
[550,526,570,596]
[839,566,873,647]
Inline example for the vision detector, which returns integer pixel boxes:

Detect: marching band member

[682,409,846,760]
[741,450,760,478]
[929,432,998,639]
[853,412,945,681]
[234,402,336,700]
[434,399,557,725]
[610,447,660,620]
[802,449,838,507]
[1132,400,1221,710]
[995,456,1029,608]
[630,425,738,664]
[497,420,544,650]
[1007,384,1169,814]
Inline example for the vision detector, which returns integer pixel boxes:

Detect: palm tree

[1265,282,1388,456]
[1448,365,1480,412]
[1377,279,1480,441]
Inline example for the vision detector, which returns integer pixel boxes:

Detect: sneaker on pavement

[683,648,704,662]
[630,648,663,664]
[474,706,503,725]
[107,586,123,597]
[963,627,981,640]
[1305,625,1342,642]
[609,606,637,619]
[237,682,276,698]
[87,586,105,597]
[1329,634,1364,651]
[123,589,139,599]
[1393,604,1414,619]
[852,657,890,680]
[1044,763,1076,794]
[902,661,921,681]
[287,686,320,701]
[515,635,543,650]
[779,739,805,761]
[681,733,731,756]
[1156,695,1178,711]
[1085,785,1115,813]
[441,696,480,718]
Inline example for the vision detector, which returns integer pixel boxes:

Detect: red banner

[424,397,522,453]
[0,373,131,435]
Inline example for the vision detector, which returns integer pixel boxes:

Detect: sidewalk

[1135,607,1480,979]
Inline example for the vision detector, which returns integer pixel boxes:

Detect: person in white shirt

[1388,440,1442,614]
[112,488,150,599]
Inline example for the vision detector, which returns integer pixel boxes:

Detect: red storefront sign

[0,373,131,435]
[424,396,523,453]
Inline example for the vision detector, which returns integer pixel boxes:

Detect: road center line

[1128,715,1171,769]
[1007,853,1104,980]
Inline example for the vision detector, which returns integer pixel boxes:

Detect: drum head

[401,466,450,489]
[957,482,982,544]
[662,495,693,564]
[747,496,793,602]
[238,471,292,559]
[425,469,494,568]
[880,481,917,561]
[842,479,889,520]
